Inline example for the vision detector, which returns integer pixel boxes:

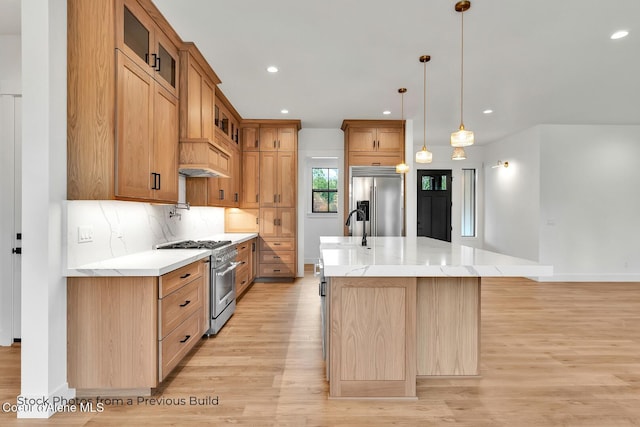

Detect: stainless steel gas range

[158,240,240,335]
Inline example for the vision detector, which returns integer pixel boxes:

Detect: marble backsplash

[65,200,225,268]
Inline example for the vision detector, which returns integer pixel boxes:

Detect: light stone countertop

[320,236,553,278]
[65,232,258,277]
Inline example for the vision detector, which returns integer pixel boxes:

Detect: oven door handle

[216,261,242,277]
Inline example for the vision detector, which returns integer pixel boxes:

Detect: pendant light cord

[460,8,465,127]
[423,59,427,150]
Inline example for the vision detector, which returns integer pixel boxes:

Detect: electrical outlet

[78,226,94,243]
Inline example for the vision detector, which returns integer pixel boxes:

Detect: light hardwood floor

[1,275,640,426]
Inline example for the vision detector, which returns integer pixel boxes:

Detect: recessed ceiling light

[383,110,391,115]
[483,109,493,114]
[280,109,289,114]
[610,30,629,40]
[267,66,279,73]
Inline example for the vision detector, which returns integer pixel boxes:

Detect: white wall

[483,126,541,261]
[539,125,640,281]
[19,0,73,418]
[298,128,344,268]
[65,201,225,268]
[0,34,22,93]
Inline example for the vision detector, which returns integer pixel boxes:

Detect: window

[312,168,338,213]
[461,169,476,237]
[421,175,447,191]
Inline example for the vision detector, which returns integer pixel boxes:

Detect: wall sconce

[491,160,509,169]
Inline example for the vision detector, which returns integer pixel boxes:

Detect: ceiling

[5,1,639,145]
[152,0,639,145]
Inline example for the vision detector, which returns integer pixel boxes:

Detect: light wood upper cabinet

[259,151,296,208]
[179,43,221,142]
[118,0,179,96]
[68,0,182,202]
[347,126,402,152]
[242,126,259,151]
[242,151,260,208]
[115,50,178,202]
[258,126,297,208]
[277,151,296,207]
[259,127,296,151]
[152,82,180,202]
[342,120,404,168]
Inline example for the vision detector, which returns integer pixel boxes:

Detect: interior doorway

[417,169,452,242]
[0,94,22,345]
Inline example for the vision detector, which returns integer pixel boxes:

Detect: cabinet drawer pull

[273,256,280,259]
[273,243,281,246]
[241,280,247,285]
[273,269,281,272]
[180,273,191,279]
[179,335,191,343]
[179,300,191,307]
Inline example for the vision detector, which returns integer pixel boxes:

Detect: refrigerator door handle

[373,185,378,236]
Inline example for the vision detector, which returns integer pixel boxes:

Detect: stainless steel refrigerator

[348,166,404,237]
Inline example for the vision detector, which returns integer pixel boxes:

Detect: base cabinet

[67,260,207,393]
[235,238,257,298]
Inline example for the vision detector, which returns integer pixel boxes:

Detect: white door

[0,95,21,345]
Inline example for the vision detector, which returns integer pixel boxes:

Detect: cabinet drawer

[160,261,203,297]
[159,310,201,381]
[348,152,402,167]
[260,238,295,252]
[260,250,295,264]
[159,278,203,339]
[236,241,251,260]
[236,264,250,297]
[259,263,295,278]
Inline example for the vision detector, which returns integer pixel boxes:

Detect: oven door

[212,261,240,318]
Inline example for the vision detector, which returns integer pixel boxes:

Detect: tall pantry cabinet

[241,121,301,279]
[68,0,181,203]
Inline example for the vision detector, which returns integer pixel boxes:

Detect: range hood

[179,139,231,178]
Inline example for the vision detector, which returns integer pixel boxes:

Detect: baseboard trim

[17,383,75,419]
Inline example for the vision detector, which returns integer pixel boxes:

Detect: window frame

[311,167,338,214]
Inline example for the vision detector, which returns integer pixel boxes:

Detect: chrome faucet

[345,209,367,247]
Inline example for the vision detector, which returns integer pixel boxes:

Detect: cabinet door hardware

[12,248,21,254]
[219,189,225,200]
[234,193,239,203]
[151,53,158,69]
[179,335,191,343]
[155,56,161,72]
[179,273,191,279]
[179,300,191,307]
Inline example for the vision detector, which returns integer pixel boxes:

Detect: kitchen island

[320,236,552,399]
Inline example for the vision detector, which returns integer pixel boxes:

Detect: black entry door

[417,170,452,242]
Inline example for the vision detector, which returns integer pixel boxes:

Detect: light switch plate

[78,225,94,243]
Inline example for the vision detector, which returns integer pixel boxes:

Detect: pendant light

[451,147,466,160]
[395,88,410,174]
[450,0,474,147]
[415,55,433,164]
